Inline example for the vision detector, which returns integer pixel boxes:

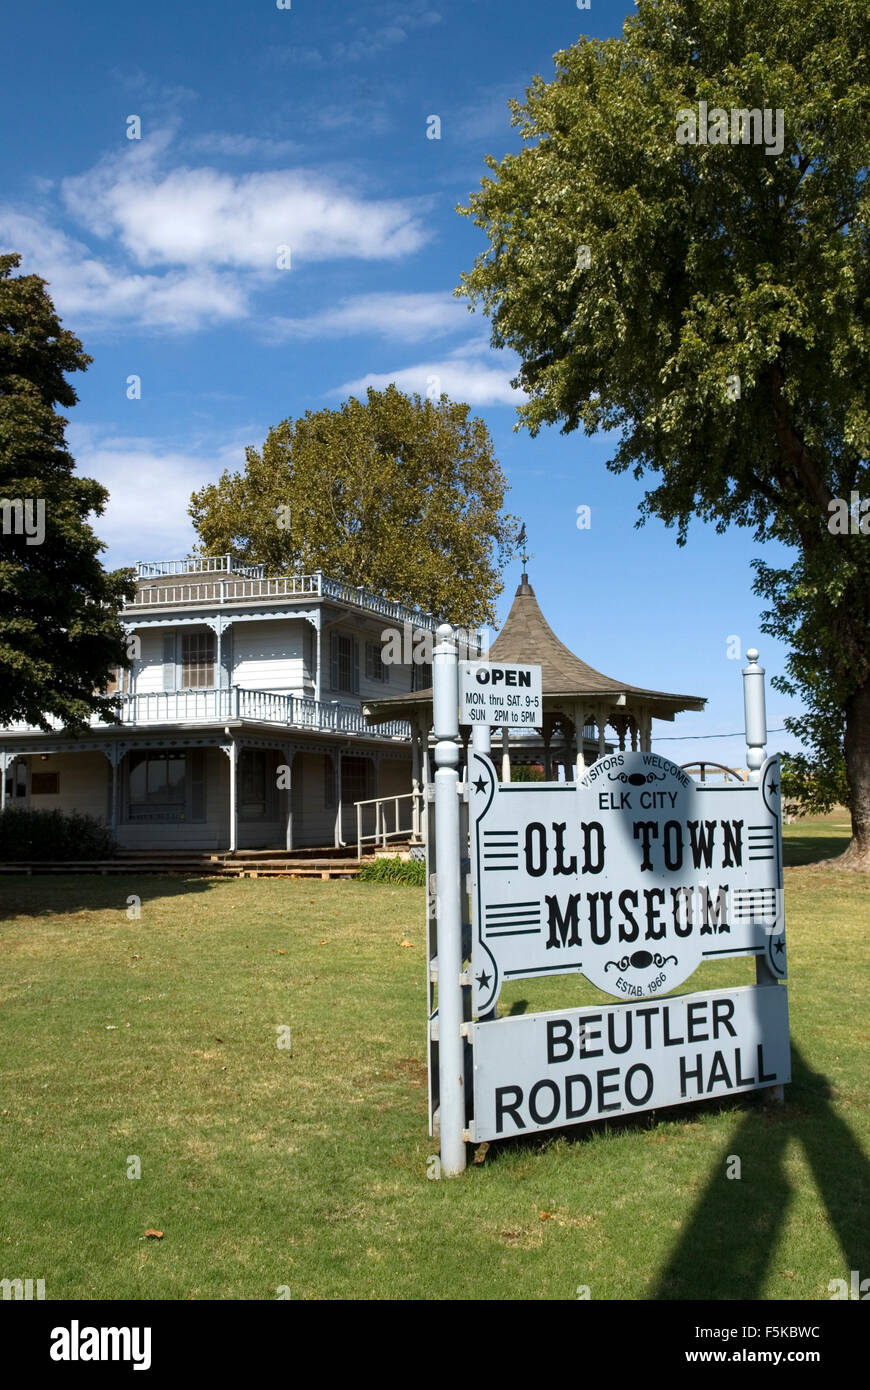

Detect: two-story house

[0,556,449,853]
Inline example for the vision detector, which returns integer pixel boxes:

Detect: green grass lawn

[0,818,867,1300]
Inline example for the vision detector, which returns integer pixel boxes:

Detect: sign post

[432,623,466,1175]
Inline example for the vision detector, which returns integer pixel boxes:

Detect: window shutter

[352,638,359,694]
[330,633,339,691]
[365,642,373,681]
[162,633,177,691]
[190,749,205,821]
[220,628,233,690]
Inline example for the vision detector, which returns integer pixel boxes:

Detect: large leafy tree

[0,253,134,729]
[189,384,518,627]
[457,0,870,865]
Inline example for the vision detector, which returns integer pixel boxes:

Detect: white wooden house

[0,556,445,853]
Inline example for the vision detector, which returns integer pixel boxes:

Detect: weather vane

[516,522,534,571]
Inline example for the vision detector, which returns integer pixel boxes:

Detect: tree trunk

[835,677,870,869]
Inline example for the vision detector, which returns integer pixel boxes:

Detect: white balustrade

[4,689,410,741]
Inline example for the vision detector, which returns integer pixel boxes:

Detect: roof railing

[136,555,266,579]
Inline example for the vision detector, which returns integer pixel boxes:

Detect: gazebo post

[500,725,511,783]
[573,704,586,781]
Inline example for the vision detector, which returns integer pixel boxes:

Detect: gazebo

[363,567,706,818]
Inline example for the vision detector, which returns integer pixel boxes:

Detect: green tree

[0,253,134,729]
[189,384,519,628]
[457,0,870,865]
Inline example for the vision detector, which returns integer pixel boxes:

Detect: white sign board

[469,984,790,1142]
[469,748,786,1016]
[458,661,542,728]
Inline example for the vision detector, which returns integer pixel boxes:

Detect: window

[127,752,188,822]
[240,749,269,819]
[412,661,433,692]
[330,632,359,694]
[181,631,215,688]
[31,772,60,795]
[341,755,374,805]
[365,641,389,684]
[106,665,123,695]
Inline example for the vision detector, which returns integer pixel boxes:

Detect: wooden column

[333,750,343,847]
[283,747,294,851]
[227,737,239,853]
[410,721,422,841]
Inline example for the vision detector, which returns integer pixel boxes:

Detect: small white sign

[458,661,542,727]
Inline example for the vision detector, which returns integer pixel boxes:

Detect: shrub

[0,806,116,862]
[357,856,426,885]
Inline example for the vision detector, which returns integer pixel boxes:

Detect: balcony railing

[3,688,411,742]
[125,568,458,638]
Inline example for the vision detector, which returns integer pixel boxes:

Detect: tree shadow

[782,833,851,868]
[0,872,217,916]
[650,1041,870,1299]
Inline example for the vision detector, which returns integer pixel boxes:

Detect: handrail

[356,791,422,860]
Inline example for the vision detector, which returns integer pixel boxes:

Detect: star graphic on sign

[767,779,779,796]
[473,776,488,794]
[774,938,785,955]
[476,971,492,989]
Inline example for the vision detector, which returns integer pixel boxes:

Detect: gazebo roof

[364,572,705,725]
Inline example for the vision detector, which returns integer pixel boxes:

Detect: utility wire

[653,727,788,742]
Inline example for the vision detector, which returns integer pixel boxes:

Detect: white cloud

[334,347,524,406]
[269,291,466,343]
[0,209,247,331]
[61,139,429,269]
[1,129,432,332]
[69,427,252,569]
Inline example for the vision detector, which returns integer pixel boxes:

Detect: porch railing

[355,791,422,860]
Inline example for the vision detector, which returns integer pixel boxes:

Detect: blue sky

[1,0,804,766]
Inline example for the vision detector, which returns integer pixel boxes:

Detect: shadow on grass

[0,872,217,915]
[477,1042,868,1300]
[649,1042,870,1299]
[783,833,851,868]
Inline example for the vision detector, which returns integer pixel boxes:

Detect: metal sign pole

[433,623,466,1175]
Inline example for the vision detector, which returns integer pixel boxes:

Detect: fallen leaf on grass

[399,940,413,948]
[473,1142,489,1164]
[319,939,328,945]
[143,1229,163,1239]
[277,950,286,955]
[540,1211,555,1220]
